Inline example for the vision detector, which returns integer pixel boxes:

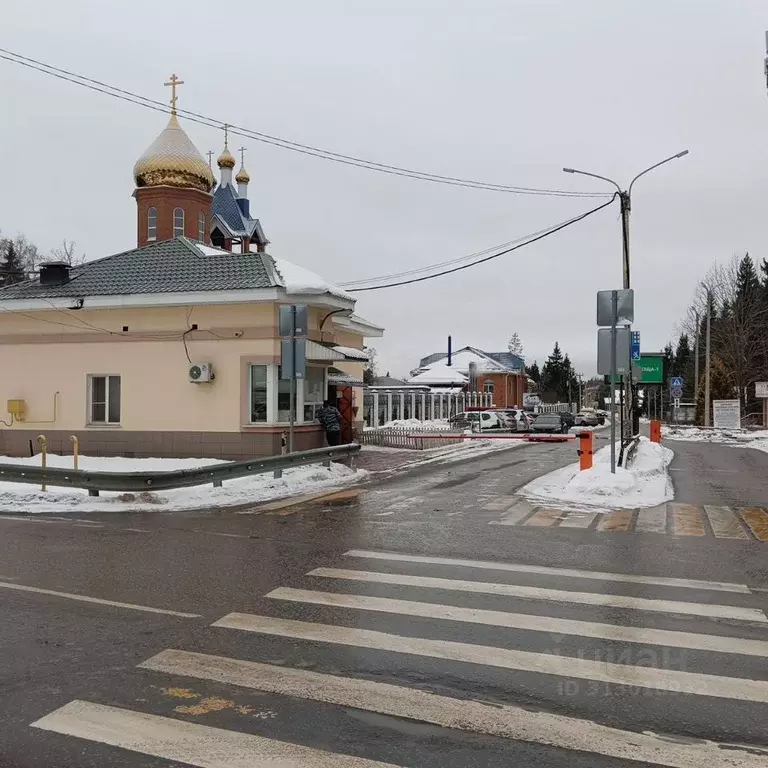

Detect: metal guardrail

[0,444,360,496]
[621,436,641,467]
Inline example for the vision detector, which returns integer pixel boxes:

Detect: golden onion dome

[133,114,215,193]
[217,146,236,169]
[235,166,250,184]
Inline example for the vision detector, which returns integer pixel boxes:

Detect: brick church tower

[132,75,215,248]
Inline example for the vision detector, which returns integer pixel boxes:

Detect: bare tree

[50,239,86,266]
[685,256,768,422]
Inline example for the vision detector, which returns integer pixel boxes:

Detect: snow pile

[568,419,610,434]
[520,437,674,511]
[0,453,362,514]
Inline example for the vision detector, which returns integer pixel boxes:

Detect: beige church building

[0,82,383,459]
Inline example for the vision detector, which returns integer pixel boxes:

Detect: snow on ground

[0,453,362,514]
[663,425,768,454]
[359,434,529,474]
[520,437,674,512]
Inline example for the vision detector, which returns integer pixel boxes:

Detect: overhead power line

[0,47,610,199]
[344,194,618,291]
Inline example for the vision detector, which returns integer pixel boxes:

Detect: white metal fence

[363,389,494,427]
[535,402,577,414]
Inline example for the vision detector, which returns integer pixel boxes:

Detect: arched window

[483,379,495,394]
[198,212,206,242]
[147,207,157,241]
[173,207,184,237]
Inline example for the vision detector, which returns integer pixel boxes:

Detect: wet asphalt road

[666,437,768,506]
[0,438,767,767]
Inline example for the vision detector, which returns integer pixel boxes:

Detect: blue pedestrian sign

[670,376,683,389]
[631,331,641,361]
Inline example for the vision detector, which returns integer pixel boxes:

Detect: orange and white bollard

[578,430,594,471]
[650,419,662,444]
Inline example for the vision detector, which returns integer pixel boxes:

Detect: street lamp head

[674,150,689,159]
[562,167,576,173]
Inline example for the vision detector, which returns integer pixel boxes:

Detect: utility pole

[563,151,688,441]
[694,309,700,399]
[704,289,711,427]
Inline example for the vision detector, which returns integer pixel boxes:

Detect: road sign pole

[610,290,617,474]
[288,307,296,453]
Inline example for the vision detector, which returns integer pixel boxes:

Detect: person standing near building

[317,399,343,445]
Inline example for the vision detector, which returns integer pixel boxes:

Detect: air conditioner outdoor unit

[188,363,214,383]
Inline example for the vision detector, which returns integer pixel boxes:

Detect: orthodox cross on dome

[223,123,230,148]
[164,73,184,115]
[206,150,214,168]
[238,147,247,165]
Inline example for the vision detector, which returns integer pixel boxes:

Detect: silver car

[575,411,599,426]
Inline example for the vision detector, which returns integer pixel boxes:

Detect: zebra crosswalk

[486,497,768,540]
[31,549,768,767]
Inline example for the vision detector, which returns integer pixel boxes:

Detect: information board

[712,400,740,430]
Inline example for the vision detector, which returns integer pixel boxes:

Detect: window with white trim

[89,375,121,424]
[248,364,327,425]
[250,365,268,423]
[147,207,157,241]
[483,379,494,393]
[173,207,184,237]
[304,366,326,422]
[277,366,297,422]
[198,212,205,242]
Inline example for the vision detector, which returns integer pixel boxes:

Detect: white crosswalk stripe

[30,549,768,767]
[32,700,403,767]
[307,567,766,621]
[265,586,768,657]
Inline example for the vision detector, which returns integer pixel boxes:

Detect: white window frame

[303,365,326,423]
[88,374,121,425]
[173,207,185,237]
[483,379,495,394]
[147,207,157,242]
[198,212,205,242]
[248,363,327,426]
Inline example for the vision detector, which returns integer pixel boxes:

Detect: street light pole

[704,289,711,427]
[564,151,689,440]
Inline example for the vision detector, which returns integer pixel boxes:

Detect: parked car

[559,411,575,429]
[492,408,529,431]
[449,411,504,431]
[531,412,570,434]
[575,411,599,427]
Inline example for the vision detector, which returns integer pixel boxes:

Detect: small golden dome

[217,147,236,169]
[133,114,215,192]
[235,166,250,184]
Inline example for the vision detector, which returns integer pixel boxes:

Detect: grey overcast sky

[2,1,768,377]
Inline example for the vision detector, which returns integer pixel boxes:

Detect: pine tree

[0,241,25,286]
[525,361,541,384]
[507,333,523,357]
[673,333,694,399]
[541,342,565,401]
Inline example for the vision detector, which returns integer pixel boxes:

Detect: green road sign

[638,354,664,384]
[604,354,664,384]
